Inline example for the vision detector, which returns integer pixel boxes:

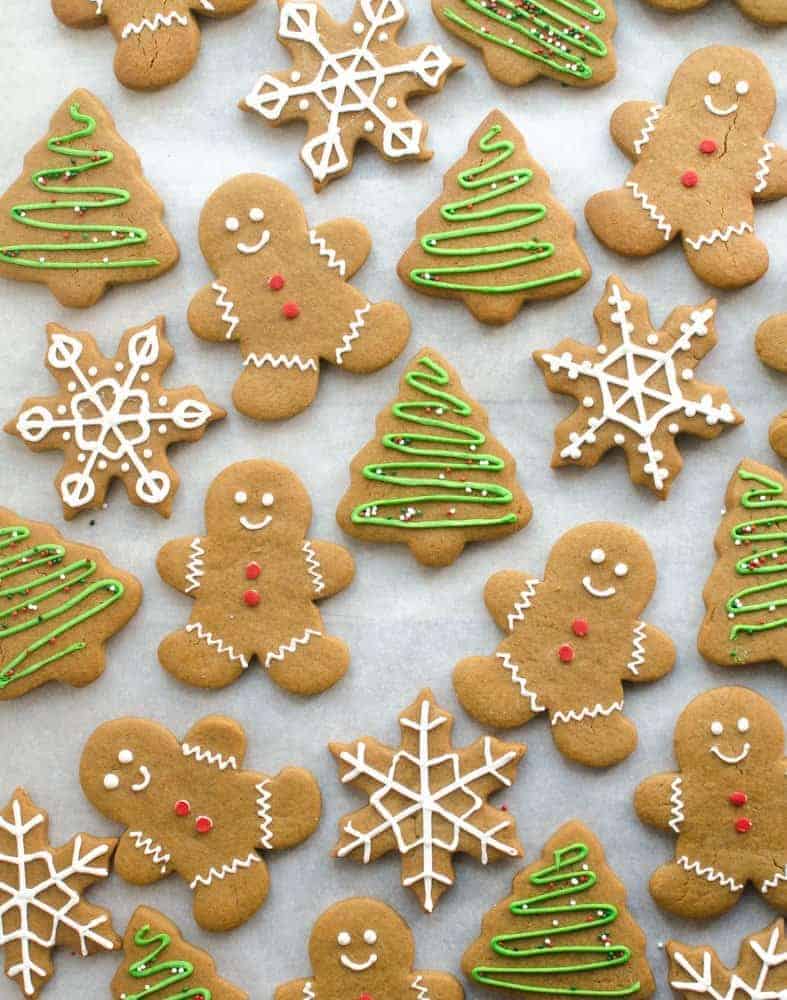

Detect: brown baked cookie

[397,111,591,325]
[455,523,675,768]
[586,46,787,289]
[463,821,656,997]
[330,689,525,912]
[533,276,743,498]
[698,459,787,670]
[80,715,322,932]
[432,1,617,88]
[756,314,787,459]
[242,0,463,190]
[668,920,787,998]
[112,905,248,999]
[643,0,787,24]
[336,348,532,567]
[189,174,410,421]
[274,897,464,1000]
[157,460,354,695]
[0,787,119,998]
[0,90,178,308]
[5,317,225,520]
[0,508,141,700]
[635,686,787,919]
[52,1,257,90]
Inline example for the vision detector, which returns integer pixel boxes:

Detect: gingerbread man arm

[302,539,355,600]
[623,622,676,684]
[183,716,248,768]
[415,971,465,1000]
[51,0,106,27]
[309,219,373,280]
[610,101,663,161]
[157,535,209,597]
[484,570,541,633]
[634,772,681,831]
[190,0,257,16]
[265,767,321,851]
[274,979,311,1000]
[757,142,787,202]
[188,281,241,343]
[114,829,171,885]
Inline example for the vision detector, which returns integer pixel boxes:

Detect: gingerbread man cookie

[636,687,787,920]
[454,523,675,768]
[274,898,464,1000]
[643,0,787,24]
[157,460,354,694]
[586,46,787,289]
[80,714,322,932]
[756,314,787,460]
[52,0,258,91]
[189,174,410,421]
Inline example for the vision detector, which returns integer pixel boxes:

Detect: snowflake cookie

[635,686,787,920]
[454,523,675,769]
[274,897,464,1000]
[80,714,322,932]
[585,46,787,289]
[5,317,225,519]
[330,689,525,912]
[0,787,119,998]
[533,276,743,499]
[242,0,463,190]
[157,460,354,694]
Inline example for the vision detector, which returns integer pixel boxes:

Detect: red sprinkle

[572,618,590,638]
[699,139,717,155]
[729,791,748,807]
[195,815,213,835]
[283,301,301,320]
[681,170,699,188]
[245,561,261,580]
[174,799,191,818]
[244,589,261,607]
[558,643,575,663]
[268,273,285,291]
[735,817,753,834]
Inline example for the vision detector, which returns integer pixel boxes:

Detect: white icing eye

[103,773,119,790]
[590,548,606,565]
[736,80,750,96]
[737,717,750,733]
[707,70,722,86]
[363,929,377,944]
[249,207,265,222]
[118,749,134,764]
[225,216,240,232]
[234,491,248,505]
[262,492,275,508]
[614,563,629,578]
[337,932,351,946]
[710,720,724,736]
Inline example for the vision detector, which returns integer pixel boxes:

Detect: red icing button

[359,995,374,1000]
[243,588,261,607]
[681,170,699,188]
[283,301,300,319]
[735,817,753,834]
[268,274,285,291]
[558,643,575,663]
[572,618,589,638]
[729,791,748,807]
[245,561,261,580]
[195,815,213,834]
[699,139,717,155]
[174,799,191,817]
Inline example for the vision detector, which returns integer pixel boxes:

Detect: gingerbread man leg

[649,859,743,919]
[158,622,249,689]
[550,709,638,768]
[233,359,321,421]
[263,628,349,696]
[454,652,546,729]
[681,226,769,289]
[585,186,674,257]
[113,17,202,91]
[756,860,787,910]
[331,301,411,374]
[191,855,270,932]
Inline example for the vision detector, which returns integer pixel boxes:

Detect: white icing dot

[225,216,240,232]
[710,720,724,736]
[379,31,388,40]
[57,405,67,415]
[103,773,119,790]
[614,562,629,578]
[583,396,594,408]
[118,749,134,764]
[614,433,625,445]
[290,70,301,82]
[299,99,310,110]
[682,369,694,381]
[387,97,398,108]
[597,344,608,355]
[88,366,98,376]
[668,423,679,434]
[736,80,750,95]
[591,548,606,565]
[235,491,248,505]
[647,334,658,345]
[67,381,77,391]
[364,929,377,944]
[143,448,153,459]
[121,462,130,472]
[249,207,265,222]
[115,362,124,372]
[158,396,168,406]
[158,423,167,434]
[62,431,71,441]
[262,492,275,508]
[338,931,351,946]
[708,70,722,86]
[353,20,364,33]
[364,120,375,133]
[737,717,750,733]
[140,373,150,383]
[98,460,108,470]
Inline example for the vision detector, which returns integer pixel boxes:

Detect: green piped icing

[124,924,212,1000]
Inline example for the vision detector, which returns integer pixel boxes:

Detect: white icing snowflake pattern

[331,690,524,912]
[244,0,459,185]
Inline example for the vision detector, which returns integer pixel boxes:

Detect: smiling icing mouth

[131,765,151,792]
[237,231,271,255]
[340,953,378,972]
[704,95,738,117]
[582,575,616,599]
[240,515,272,531]
[710,743,750,765]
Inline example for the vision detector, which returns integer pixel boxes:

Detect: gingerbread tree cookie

[635,686,787,920]
[52,0,257,90]
[0,509,142,700]
[756,314,787,460]
[112,906,248,999]
[398,112,591,326]
[336,348,532,567]
[698,460,787,670]
[463,821,655,997]
[643,0,787,24]
[242,0,463,190]
[586,46,787,289]
[534,276,743,498]
[0,91,178,308]
[0,787,119,998]
[330,689,525,913]
[454,523,675,768]
[189,173,410,421]
[80,714,322,932]
[5,317,225,519]
[432,1,618,89]
[157,460,354,695]
[274,898,464,1000]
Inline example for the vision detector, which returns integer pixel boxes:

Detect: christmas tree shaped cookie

[336,348,532,567]
[398,111,591,326]
[112,906,248,1000]
[0,90,178,308]
[462,821,655,997]
[699,459,787,670]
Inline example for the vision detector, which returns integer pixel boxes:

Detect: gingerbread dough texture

[189,174,410,421]
[454,523,675,769]
[51,0,258,90]
[635,686,787,919]
[643,0,787,24]
[274,898,464,1000]
[756,314,787,460]
[585,46,787,289]
[157,460,354,694]
[80,715,321,932]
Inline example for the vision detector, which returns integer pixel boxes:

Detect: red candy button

[243,589,261,607]
[283,301,300,319]
[735,817,753,834]
[195,815,213,834]
[558,643,575,663]
[729,791,748,807]
[174,799,191,817]
[359,995,374,1000]
[245,561,261,580]
[699,139,717,154]
[268,274,285,291]
[681,170,699,188]
[572,618,589,638]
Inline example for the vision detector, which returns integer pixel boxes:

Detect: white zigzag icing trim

[669,776,685,834]
[627,621,647,676]
[185,537,205,594]
[335,303,371,365]
[182,742,238,772]
[129,830,170,873]
[678,855,743,893]
[190,851,261,889]
[185,621,249,670]
[496,652,546,713]
[685,221,753,251]
[412,976,431,999]
[551,700,624,726]
[626,181,672,241]
[633,104,663,155]
[506,580,540,632]
[755,142,775,194]
[244,352,318,372]
[264,628,322,670]
[761,864,787,894]
[308,229,347,277]
[302,983,316,1000]
[122,11,189,37]
[212,281,239,340]
[89,0,104,14]
[256,779,273,850]
[302,540,325,595]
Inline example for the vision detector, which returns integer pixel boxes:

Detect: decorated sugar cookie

[643,0,787,25]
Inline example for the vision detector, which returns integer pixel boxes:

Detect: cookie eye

[590,548,606,565]
[117,749,134,764]
[337,931,351,947]
[710,720,724,736]
[736,80,750,96]
[707,70,721,86]
[363,929,377,944]
[225,216,240,233]
[103,773,119,790]
[614,563,629,578]
[737,717,750,733]
[249,207,265,222]
[234,491,248,505]
[261,492,275,508]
